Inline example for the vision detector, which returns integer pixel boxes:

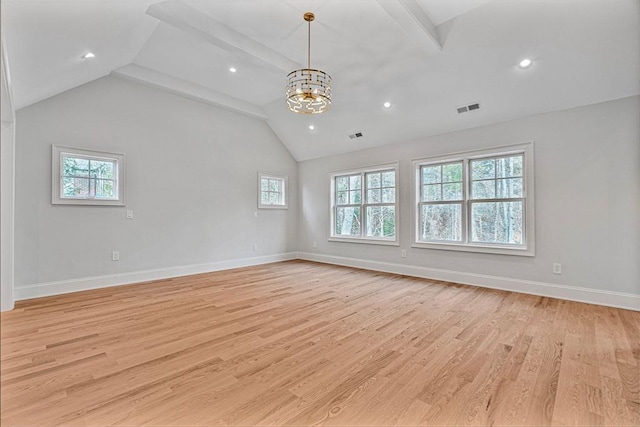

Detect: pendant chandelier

[286,12,332,114]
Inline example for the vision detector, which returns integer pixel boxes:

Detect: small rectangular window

[52,145,125,206]
[258,173,288,209]
[330,163,399,245]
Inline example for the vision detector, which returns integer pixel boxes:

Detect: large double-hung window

[330,164,398,245]
[414,143,534,256]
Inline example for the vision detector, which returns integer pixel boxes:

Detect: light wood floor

[1,260,638,426]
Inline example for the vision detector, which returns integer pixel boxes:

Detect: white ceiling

[3,0,639,161]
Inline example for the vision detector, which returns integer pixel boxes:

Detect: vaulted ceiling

[3,0,639,160]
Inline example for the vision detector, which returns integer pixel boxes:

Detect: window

[258,173,288,209]
[52,145,125,206]
[413,143,534,256]
[469,155,524,245]
[330,164,398,245]
[419,161,464,241]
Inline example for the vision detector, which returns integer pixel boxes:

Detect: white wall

[298,96,640,307]
[0,122,14,311]
[10,74,640,309]
[14,75,298,297]
[1,29,16,312]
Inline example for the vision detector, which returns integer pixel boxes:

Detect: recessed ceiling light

[229,67,237,73]
[81,52,95,59]
[519,58,532,68]
[308,125,315,130]
[383,102,391,108]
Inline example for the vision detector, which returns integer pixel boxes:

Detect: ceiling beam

[146,0,300,73]
[376,0,442,54]
[111,64,267,121]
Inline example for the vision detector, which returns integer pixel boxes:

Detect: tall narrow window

[365,170,396,238]
[419,161,463,242]
[413,143,534,256]
[331,164,398,244]
[52,145,125,206]
[334,173,362,237]
[258,173,288,209]
[470,155,524,245]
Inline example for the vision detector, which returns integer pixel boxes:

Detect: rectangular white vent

[457,102,481,114]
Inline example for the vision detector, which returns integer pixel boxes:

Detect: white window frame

[412,142,535,256]
[52,145,125,206]
[258,172,288,209]
[329,162,399,246]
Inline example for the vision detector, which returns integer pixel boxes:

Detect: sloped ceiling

[3,0,639,161]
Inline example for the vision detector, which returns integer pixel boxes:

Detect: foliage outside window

[52,145,125,206]
[414,143,534,256]
[330,164,398,244]
[469,155,524,244]
[420,161,464,241]
[258,173,288,209]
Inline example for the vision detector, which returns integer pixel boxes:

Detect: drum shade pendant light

[286,12,332,114]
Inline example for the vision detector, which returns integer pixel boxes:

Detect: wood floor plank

[1,260,638,426]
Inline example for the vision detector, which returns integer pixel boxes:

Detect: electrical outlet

[253,211,258,218]
[112,251,120,261]
[126,210,134,219]
[553,263,562,274]
[252,243,258,252]
[312,241,317,248]
[401,250,407,258]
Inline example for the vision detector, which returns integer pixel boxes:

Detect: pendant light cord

[307,19,311,70]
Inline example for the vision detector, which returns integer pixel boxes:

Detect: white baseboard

[296,252,640,311]
[14,252,298,301]
[13,251,639,312]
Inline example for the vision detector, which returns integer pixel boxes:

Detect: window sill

[258,205,288,210]
[52,198,125,206]
[411,241,534,257]
[329,237,400,246]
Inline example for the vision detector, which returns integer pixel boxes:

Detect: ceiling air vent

[349,132,364,139]
[457,102,481,114]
